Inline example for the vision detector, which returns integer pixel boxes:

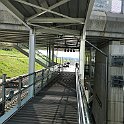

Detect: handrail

[0,64,60,123]
[76,67,92,124]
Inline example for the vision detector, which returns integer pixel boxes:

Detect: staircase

[13,43,56,68]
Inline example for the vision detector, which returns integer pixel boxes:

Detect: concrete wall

[87,11,124,39]
[92,41,124,124]
[0,10,21,24]
[92,45,108,124]
[0,9,28,31]
[107,41,124,124]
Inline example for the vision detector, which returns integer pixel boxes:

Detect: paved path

[5,72,78,124]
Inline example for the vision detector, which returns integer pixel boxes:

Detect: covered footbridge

[0,0,94,123]
[0,0,124,124]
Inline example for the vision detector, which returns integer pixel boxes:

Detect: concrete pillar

[92,41,124,124]
[28,30,35,98]
[79,33,86,85]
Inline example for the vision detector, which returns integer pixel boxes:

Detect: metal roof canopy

[0,0,95,49]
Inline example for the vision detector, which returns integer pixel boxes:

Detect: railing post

[58,64,61,72]
[53,66,55,76]
[33,72,36,96]
[0,74,6,116]
[48,44,51,67]
[18,76,22,109]
[41,70,44,88]
[52,44,54,66]
[47,69,49,82]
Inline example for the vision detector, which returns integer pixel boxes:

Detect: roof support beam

[29,18,85,24]
[79,0,95,84]
[0,0,30,29]
[29,23,80,36]
[27,0,71,22]
[0,23,28,31]
[83,0,95,32]
[37,28,80,36]
[14,0,84,24]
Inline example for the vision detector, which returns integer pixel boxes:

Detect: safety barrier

[0,64,60,123]
[76,68,92,124]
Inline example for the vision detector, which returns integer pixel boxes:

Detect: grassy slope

[0,49,43,78]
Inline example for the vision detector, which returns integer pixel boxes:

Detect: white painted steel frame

[14,0,84,24]
[28,30,36,98]
[79,0,95,83]
[52,44,54,66]
[26,0,71,22]
[79,33,86,84]
[29,18,85,24]
[0,0,30,29]
[29,23,80,36]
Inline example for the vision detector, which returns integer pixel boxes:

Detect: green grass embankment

[0,49,43,78]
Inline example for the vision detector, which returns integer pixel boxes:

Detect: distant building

[94,0,112,12]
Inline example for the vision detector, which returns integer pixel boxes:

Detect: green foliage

[0,49,43,78]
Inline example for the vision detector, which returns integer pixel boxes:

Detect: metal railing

[76,68,92,124]
[0,64,60,123]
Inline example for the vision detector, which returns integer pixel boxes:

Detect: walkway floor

[4,72,78,124]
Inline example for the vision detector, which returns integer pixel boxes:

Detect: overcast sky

[40,50,79,58]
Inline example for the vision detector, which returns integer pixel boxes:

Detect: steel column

[18,76,22,108]
[89,47,92,79]
[28,30,36,98]
[56,56,57,63]
[49,44,51,67]
[52,44,54,66]
[79,33,86,86]
[0,74,6,115]
[47,45,49,66]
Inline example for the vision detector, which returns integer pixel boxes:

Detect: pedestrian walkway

[4,72,78,124]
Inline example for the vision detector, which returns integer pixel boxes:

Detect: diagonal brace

[14,0,84,24]
[27,0,71,22]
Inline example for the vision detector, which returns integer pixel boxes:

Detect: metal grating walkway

[4,72,78,124]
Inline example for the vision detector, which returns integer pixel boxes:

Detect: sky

[57,51,79,58]
[39,50,79,58]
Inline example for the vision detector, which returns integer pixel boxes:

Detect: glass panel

[111,0,122,13]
